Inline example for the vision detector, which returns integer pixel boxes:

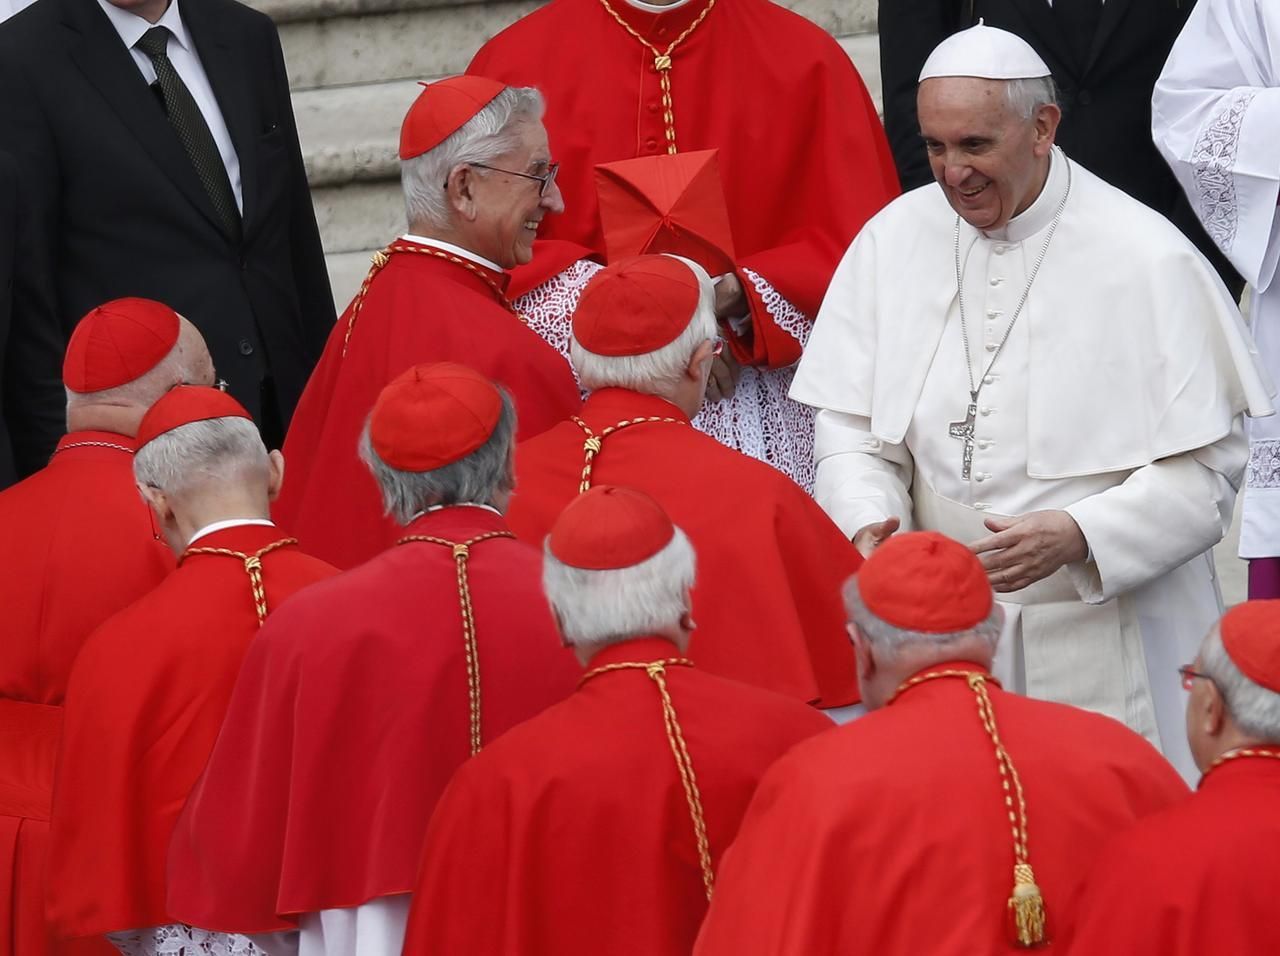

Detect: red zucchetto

[399,75,507,160]
[1220,600,1280,693]
[548,484,676,570]
[369,362,503,472]
[857,530,994,633]
[572,255,701,357]
[63,297,180,393]
[135,386,252,450]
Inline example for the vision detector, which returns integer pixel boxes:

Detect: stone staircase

[251,0,881,306]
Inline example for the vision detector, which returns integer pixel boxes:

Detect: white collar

[188,517,276,547]
[96,0,193,54]
[400,235,504,274]
[406,502,503,524]
[982,146,1069,244]
[623,0,696,11]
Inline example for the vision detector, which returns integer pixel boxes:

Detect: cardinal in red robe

[0,299,214,956]
[693,531,1189,955]
[46,387,337,953]
[167,363,581,956]
[1065,600,1280,956]
[402,484,831,956]
[507,256,861,706]
[274,76,581,570]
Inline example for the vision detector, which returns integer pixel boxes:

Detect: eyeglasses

[466,161,560,196]
[1179,664,1214,691]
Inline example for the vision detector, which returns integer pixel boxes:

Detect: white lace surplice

[107,925,265,956]
[517,260,816,491]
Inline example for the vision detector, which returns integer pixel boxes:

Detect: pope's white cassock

[1152,0,1280,571]
[792,143,1274,780]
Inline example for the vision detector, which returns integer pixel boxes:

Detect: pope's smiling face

[917,76,1060,232]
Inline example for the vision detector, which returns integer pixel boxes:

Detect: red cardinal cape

[507,388,862,706]
[1064,755,1280,955]
[47,525,336,940]
[273,240,582,569]
[468,0,899,365]
[692,664,1189,955]
[0,433,172,956]
[402,637,832,956]
[167,506,582,933]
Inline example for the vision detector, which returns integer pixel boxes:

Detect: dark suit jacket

[0,0,335,439]
[878,0,1242,293]
[0,150,65,489]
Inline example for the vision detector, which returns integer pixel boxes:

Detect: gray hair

[843,575,1003,655]
[1200,624,1280,743]
[543,528,696,648]
[401,86,546,229]
[133,416,268,494]
[570,256,718,395]
[1005,75,1059,121]
[358,390,516,525]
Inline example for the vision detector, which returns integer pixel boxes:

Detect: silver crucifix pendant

[948,395,978,480]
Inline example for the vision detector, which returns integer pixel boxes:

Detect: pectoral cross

[948,393,978,480]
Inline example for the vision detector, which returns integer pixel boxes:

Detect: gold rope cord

[892,669,1047,947]
[579,657,714,899]
[179,537,300,627]
[1202,746,1280,784]
[597,0,719,154]
[342,243,524,357]
[571,415,687,493]
[396,530,516,755]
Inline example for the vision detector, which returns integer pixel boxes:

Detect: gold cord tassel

[1008,862,1046,946]
[181,537,299,627]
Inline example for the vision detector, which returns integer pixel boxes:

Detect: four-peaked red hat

[549,485,676,571]
[857,531,993,633]
[63,297,180,393]
[572,255,701,357]
[136,386,252,450]
[399,75,507,160]
[1220,600,1280,693]
[370,362,503,472]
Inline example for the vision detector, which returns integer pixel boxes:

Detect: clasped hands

[853,510,1089,593]
[707,272,747,402]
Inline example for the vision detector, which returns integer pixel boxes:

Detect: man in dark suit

[0,150,64,490]
[878,0,1243,295]
[0,0,335,446]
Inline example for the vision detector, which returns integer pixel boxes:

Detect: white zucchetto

[919,20,1052,82]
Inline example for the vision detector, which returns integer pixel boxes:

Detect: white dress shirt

[401,234,503,272]
[95,0,244,213]
[188,517,275,546]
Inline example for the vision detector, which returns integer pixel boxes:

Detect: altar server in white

[1152,0,1280,601]
[791,22,1274,780]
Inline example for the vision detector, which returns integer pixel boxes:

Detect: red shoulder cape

[47,526,336,940]
[167,508,582,932]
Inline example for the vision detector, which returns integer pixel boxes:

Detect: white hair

[543,528,696,648]
[843,575,1003,656]
[133,416,268,495]
[400,86,546,229]
[570,256,718,395]
[1200,625,1280,743]
[1005,75,1058,121]
[358,391,517,525]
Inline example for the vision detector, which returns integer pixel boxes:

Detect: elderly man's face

[917,77,1059,232]
[467,120,562,269]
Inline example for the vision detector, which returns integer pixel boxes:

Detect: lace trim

[1191,89,1259,253]
[740,267,812,346]
[1248,438,1280,489]
[516,262,815,490]
[106,925,267,956]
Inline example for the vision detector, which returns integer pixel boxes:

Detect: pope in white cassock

[791,22,1274,780]
[1152,0,1280,601]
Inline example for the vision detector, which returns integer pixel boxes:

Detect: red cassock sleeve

[468,0,900,369]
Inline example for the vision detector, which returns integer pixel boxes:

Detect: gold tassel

[1008,863,1046,947]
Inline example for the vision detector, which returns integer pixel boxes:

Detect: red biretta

[693,532,1189,955]
[275,76,581,570]
[1066,600,1280,956]
[508,255,861,705]
[47,387,337,947]
[168,363,581,956]
[0,298,200,956]
[403,484,831,956]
